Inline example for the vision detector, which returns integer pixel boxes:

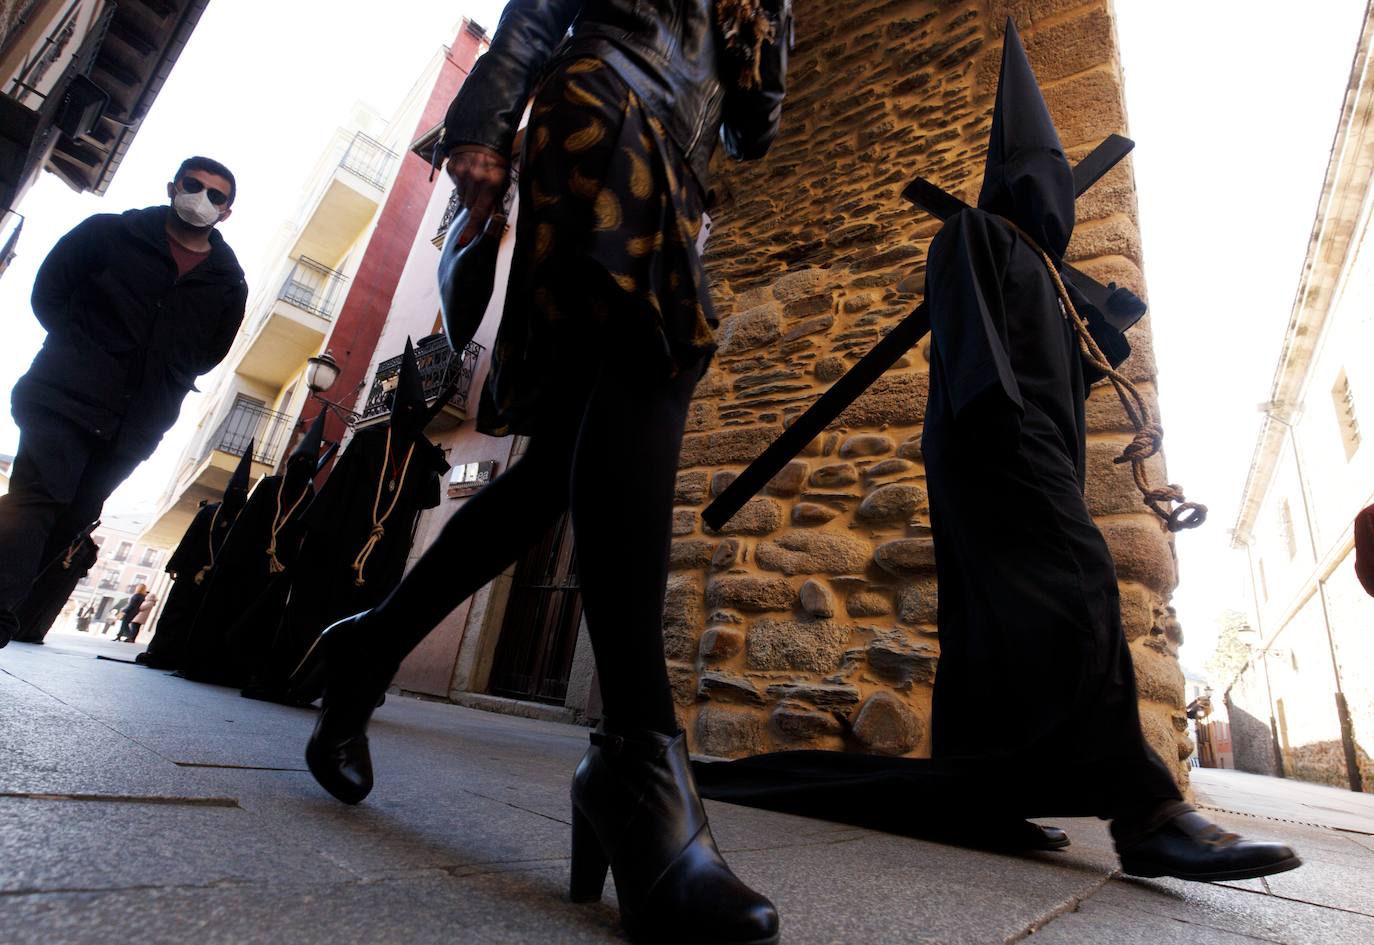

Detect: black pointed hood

[977,19,1075,259]
[391,337,428,444]
[222,440,254,514]
[285,410,326,489]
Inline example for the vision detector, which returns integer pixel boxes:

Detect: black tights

[369,359,702,735]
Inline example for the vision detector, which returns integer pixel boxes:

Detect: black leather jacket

[440,0,789,191]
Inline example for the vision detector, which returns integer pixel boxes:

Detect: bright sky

[0,1,1365,675]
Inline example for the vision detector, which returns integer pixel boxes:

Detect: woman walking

[292,1,789,943]
[113,585,146,642]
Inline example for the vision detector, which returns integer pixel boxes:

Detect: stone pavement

[3,626,1373,945]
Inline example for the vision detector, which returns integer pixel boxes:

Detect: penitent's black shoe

[1115,807,1302,882]
[570,726,780,945]
[290,612,392,806]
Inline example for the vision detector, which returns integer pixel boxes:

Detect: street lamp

[305,350,361,425]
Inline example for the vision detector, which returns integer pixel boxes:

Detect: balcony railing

[278,257,347,319]
[435,186,462,242]
[97,580,118,591]
[207,400,295,468]
[339,132,398,189]
[359,335,484,424]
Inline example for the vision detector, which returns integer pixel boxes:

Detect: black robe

[179,476,313,687]
[140,501,235,670]
[12,536,98,643]
[693,210,1181,826]
[245,425,446,700]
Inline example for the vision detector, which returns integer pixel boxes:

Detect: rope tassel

[351,428,415,587]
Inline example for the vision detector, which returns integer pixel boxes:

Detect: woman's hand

[446,145,511,247]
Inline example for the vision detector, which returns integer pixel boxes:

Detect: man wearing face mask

[0,156,247,648]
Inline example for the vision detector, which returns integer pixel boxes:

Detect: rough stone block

[834,372,929,429]
[799,579,836,618]
[667,661,697,707]
[897,577,939,625]
[1084,382,1159,434]
[847,590,892,617]
[680,425,782,468]
[672,509,698,536]
[718,303,782,354]
[866,631,939,686]
[711,537,744,570]
[765,460,809,497]
[698,671,765,706]
[1119,582,1156,642]
[895,436,923,462]
[747,618,852,672]
[675,471,710,505]
[1133,641,1186,707]
[694,705,768,758]
[710,497,784,536]
[685,400,718,433]
[852,692,925,756]
[1067,214,1142,267]
[857,483,927,521]
[784,314,835,342]
[792,502,840,526]
[874,538,938,576]
[1021,6,1115,84]
[815,356,847,382]
[862,458,917,480]
[699,625,745,662]
[705,574,794,612]
[771,267,833,302]
[669,539,715,571]
[839,434,895,458]
[663,574,704,660]
[756,530,873,575]
[1084,440,1167,516]
[771,702,844,742]
[765,681,862,710]
[1100,517,1177,595]
[810,462,859,489]
[1042,67,1128,150]
[711,470,737,497]
[1073,255,1146,301]
[692,367,729,400]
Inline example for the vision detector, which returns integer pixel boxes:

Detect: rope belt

[1002,218,1206,533]
[351,427,416,587]
[266,480,310,574]
[194,505,222,585]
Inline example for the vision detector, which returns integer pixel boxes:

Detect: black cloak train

[179,411,327,687]
[693,20,1183,829]
[11,523,100,643]
[245,338,448,703]
[137,444,254,670]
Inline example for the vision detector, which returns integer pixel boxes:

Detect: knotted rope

[266,480,310,573]
[194,505,223,585]
[1003,219,1206,532]
[351,427,415,587]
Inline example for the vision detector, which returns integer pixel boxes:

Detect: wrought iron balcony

[358,335,484,427]
[278,257,347,319]
[207,399,295,468]
[339,132,399,189]
[434,187,461,243]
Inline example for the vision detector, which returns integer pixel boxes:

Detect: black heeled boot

[1113,803,1301,882]
[570,726,780,945]
[290,612,394,805]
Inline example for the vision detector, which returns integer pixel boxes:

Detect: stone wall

[678,0,1194,787]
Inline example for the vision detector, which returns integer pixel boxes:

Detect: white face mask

[172,189,222,228]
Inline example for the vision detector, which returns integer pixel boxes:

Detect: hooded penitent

[285,410,327,494]
[691,18,1187,830]
[976,19,1074,261]
[222,440,254,518]
[242,340,448,704]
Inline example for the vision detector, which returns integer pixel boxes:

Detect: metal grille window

[339,132,399,189]
[279,258,347,319]
[1332,369,1362,460]
[360,335,485,423]
[114,541,131,562]
[209,396,294,468]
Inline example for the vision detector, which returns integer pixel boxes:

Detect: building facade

[68,512,165,631]
[0,0,209,273]
[1228,2,1374,794]
[355,0,1195,785]
[140,21,487,550]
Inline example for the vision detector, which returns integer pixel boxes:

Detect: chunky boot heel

[570,726,780,945]
[569,807,610,902]
[292,612,394,806]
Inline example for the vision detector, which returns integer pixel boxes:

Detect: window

[1279,499,1297,560]
[139,548,159,567]
[127,574,149,594]
[1333,369,1362,460]
[98,569,120,590]
[114,541,132,562]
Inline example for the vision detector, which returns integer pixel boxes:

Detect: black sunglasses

[179,177,230,206]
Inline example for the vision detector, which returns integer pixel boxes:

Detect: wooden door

[488,512,583,705]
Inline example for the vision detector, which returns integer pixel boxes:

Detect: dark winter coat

[439,0,790,191]
[13,206,247,457]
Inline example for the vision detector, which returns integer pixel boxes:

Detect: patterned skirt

[476,56,717,437]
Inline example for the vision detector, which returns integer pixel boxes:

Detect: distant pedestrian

[0,157,248,648]
[127,591,156,643]
[114,586,147,642]
[75,603,94,633]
